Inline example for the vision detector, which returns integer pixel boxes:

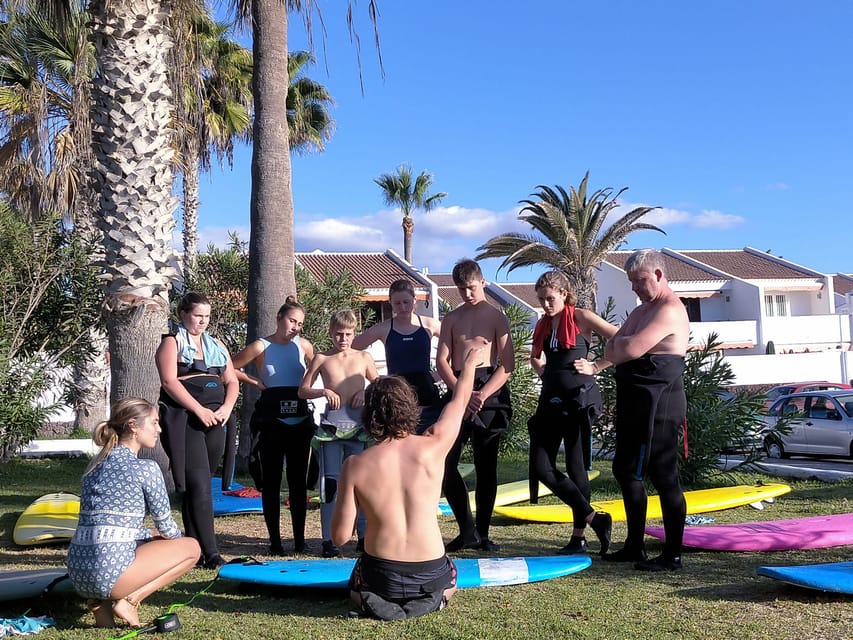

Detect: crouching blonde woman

[66,398,200,628]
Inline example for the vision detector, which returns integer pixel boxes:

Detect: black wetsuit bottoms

[612,354,686,557]
[442,367,512,540]
[349,553,457,620]
[528,398,595,529]
[250,387,315,548]
[159,375,231,562]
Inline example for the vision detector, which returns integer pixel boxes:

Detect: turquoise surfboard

[756,561,853,595]
[218,555,591,590]
[212,478,263,516]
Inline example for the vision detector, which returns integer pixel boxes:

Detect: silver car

[763,390,853,459]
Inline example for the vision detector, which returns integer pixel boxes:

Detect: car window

[779,396,806,418]
[767,386,795,401]
[808,396,829,419]
[836,395,853,417]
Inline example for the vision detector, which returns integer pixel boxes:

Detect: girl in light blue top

[234,297,317,555]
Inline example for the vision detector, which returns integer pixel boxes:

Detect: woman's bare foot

[86,599,116,628]
[112,596,143,628]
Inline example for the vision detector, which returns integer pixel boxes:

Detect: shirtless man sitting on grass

[331,343,485,620]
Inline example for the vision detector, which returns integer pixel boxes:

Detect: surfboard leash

[106,554,262,640]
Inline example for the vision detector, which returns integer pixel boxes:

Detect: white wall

[726,350,853,387]
[597,263,634,322]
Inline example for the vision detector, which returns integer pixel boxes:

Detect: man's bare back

[331,345,483,562]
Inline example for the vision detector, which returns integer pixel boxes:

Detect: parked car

[763,381,852,409]
[762,389,853,459]
[717,390,764,453]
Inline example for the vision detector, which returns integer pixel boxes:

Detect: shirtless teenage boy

[332,344,485,620]
[436,259,514,552]
[299,310,380,557]
[602,249,690,571]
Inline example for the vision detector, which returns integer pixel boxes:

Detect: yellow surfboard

[13,492,80,546]
[438,470,601,516]
[493,483,792,523]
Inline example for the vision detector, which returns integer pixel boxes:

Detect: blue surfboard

[756,561,853,595]
[212,478,263,516]
[218,555,591,590]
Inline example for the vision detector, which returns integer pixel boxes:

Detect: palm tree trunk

[243,0,296,466]
[89,0,179,485]
[183,139,201,275]
[402,215,414,263]
[73,329,110,431]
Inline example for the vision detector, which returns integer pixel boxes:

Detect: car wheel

[765,439,788,460]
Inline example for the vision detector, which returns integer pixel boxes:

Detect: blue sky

[196,1,853,282]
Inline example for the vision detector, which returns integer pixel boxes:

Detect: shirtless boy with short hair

[332,343,485,620]
[436,259,515,552]
[603,248,690,571]
[299,309,380,557]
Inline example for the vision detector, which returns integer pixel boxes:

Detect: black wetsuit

[247,337,315,552]
[528,333,602,529]
[385,317,440,433]
[159,348,235,564]
[442,367,512,543]
[612,354,686,558]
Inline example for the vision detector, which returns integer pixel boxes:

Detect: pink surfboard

[645,513,853,552]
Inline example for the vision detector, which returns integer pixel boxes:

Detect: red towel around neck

[531,306,580,358]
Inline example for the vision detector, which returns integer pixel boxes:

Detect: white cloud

[767,182,790,191]
[615,202,744,231]
[297,217,387,252]
[690,209,745,229]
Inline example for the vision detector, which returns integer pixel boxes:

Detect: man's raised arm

[428,343,485,450]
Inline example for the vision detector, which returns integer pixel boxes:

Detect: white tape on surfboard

[476,558,528,586]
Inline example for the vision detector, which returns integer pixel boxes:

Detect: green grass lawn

[1,454,851,639]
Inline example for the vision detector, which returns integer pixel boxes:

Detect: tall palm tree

[476,172,664,311]
[88,0,180,404]
[374,163,446,264]
[179,12,252,272]
[234,0,380,347]
[287,49,334,154]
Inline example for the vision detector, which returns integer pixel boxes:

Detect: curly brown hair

[362,376,420,442]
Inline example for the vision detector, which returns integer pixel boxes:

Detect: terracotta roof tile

[428,273,503,310]
[498,283,539,309]
[834,274,853,296]
[426,273,457,287]
[295,252,424,290]
[677,250,815,279]
[605,251,720,282]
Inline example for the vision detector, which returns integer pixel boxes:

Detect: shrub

[501,303,538,454]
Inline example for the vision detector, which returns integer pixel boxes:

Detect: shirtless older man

[331,344,484,620]
[603,249,690,571]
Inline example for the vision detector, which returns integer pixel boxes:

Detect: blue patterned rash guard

[66,445,181,598]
